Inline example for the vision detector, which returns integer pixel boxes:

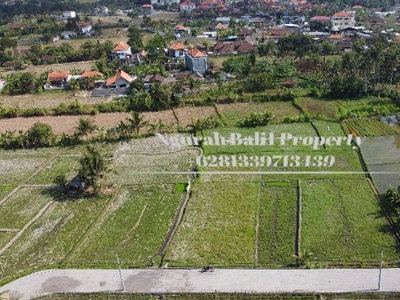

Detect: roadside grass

[34,293,400,300]
[216,102,301,126]
[258,185,297,267]
[0,194,111,286]
[164,174,258,267]
[301,179,399,265]
[27,156,80,185]
[0,90,101,108]
[0,187,51,229]
[68,185,183,267]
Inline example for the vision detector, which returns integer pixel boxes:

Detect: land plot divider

[295,179,302,267]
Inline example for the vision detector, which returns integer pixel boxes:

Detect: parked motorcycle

[201,265,214,272]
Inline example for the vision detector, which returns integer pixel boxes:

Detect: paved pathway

[1,268,400,299]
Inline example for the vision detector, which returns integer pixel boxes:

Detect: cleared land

[258,184,297,267]
[216,102,301,126]
[301,179,399,264]
[68,185,184,267]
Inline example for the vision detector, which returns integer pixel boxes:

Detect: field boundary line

[0,200,56,257]
[295,179,302,265]
[158,146,202,262]
[0,229,19,232]
[0,186,23,207]
[171,108,181,132]
[61,189,120,265]
[24,155,58,184]
[126,203,148,237]
[254,169,262,266]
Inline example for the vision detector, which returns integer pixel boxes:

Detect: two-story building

[331,11,356,28]
[111,41,132,61]
[185,48,207,75]
[180,1,196,12]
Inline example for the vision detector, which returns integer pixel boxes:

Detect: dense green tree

[26,122,56,148]
[127,26,144,53]
[277,33,318,58]
[145,34,166,63]
[78,145,110,193]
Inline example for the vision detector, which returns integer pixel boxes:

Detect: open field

[0,121,399,286]
[342,118,397,136]
[0,187,51,229]
[301,179,399,264]
[297,97,338,119]
[216,102,301,126]
[164,174,259,267]
[68,184,184,267]
[258,184,297,267]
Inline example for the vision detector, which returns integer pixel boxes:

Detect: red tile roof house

[185,48,207,74]
[180,1,196,12]
[105,70,133,89]
[45,71,71,90]
[111,41,132,61]
[168,43,186,58]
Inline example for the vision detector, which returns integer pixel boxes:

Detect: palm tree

[149,119,172,134]
[75,117,98,138]
[126,111,149,136]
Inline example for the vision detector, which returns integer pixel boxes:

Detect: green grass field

[258,185,297,267]
[0,187,51,229]
[301,179,399,265]
[0,116,399,287]
[68,185,184,267]
[164,174,259,267]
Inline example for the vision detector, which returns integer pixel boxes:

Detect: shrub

[237,110,274,128]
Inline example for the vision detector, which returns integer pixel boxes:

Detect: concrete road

[1,268,400,299]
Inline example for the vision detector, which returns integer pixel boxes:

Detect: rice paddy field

[0,122,399,287]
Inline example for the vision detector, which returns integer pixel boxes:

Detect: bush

[237,110,274,128]
[26,122,56,148]
[21,107,48,117]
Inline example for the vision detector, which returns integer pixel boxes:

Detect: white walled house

[79,23,92,34]
[151,0,179,6]
[332,11,356,27]
[105,70,133,88]
[111,41,132,60]
[168,43,186,58]
[63,11,76,19]
[180,1,196,12]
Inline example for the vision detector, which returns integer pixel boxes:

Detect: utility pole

[378,250,383,290]
[116,253,125,291]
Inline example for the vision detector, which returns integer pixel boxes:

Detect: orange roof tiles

[113,41,130,51]
[81,71,103,78]
[106,70,132,86]
[333,11,353,17]
[47,71,69,81]
[329,34,343,39]
[188,48,206,57]
[169,43,185,50]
